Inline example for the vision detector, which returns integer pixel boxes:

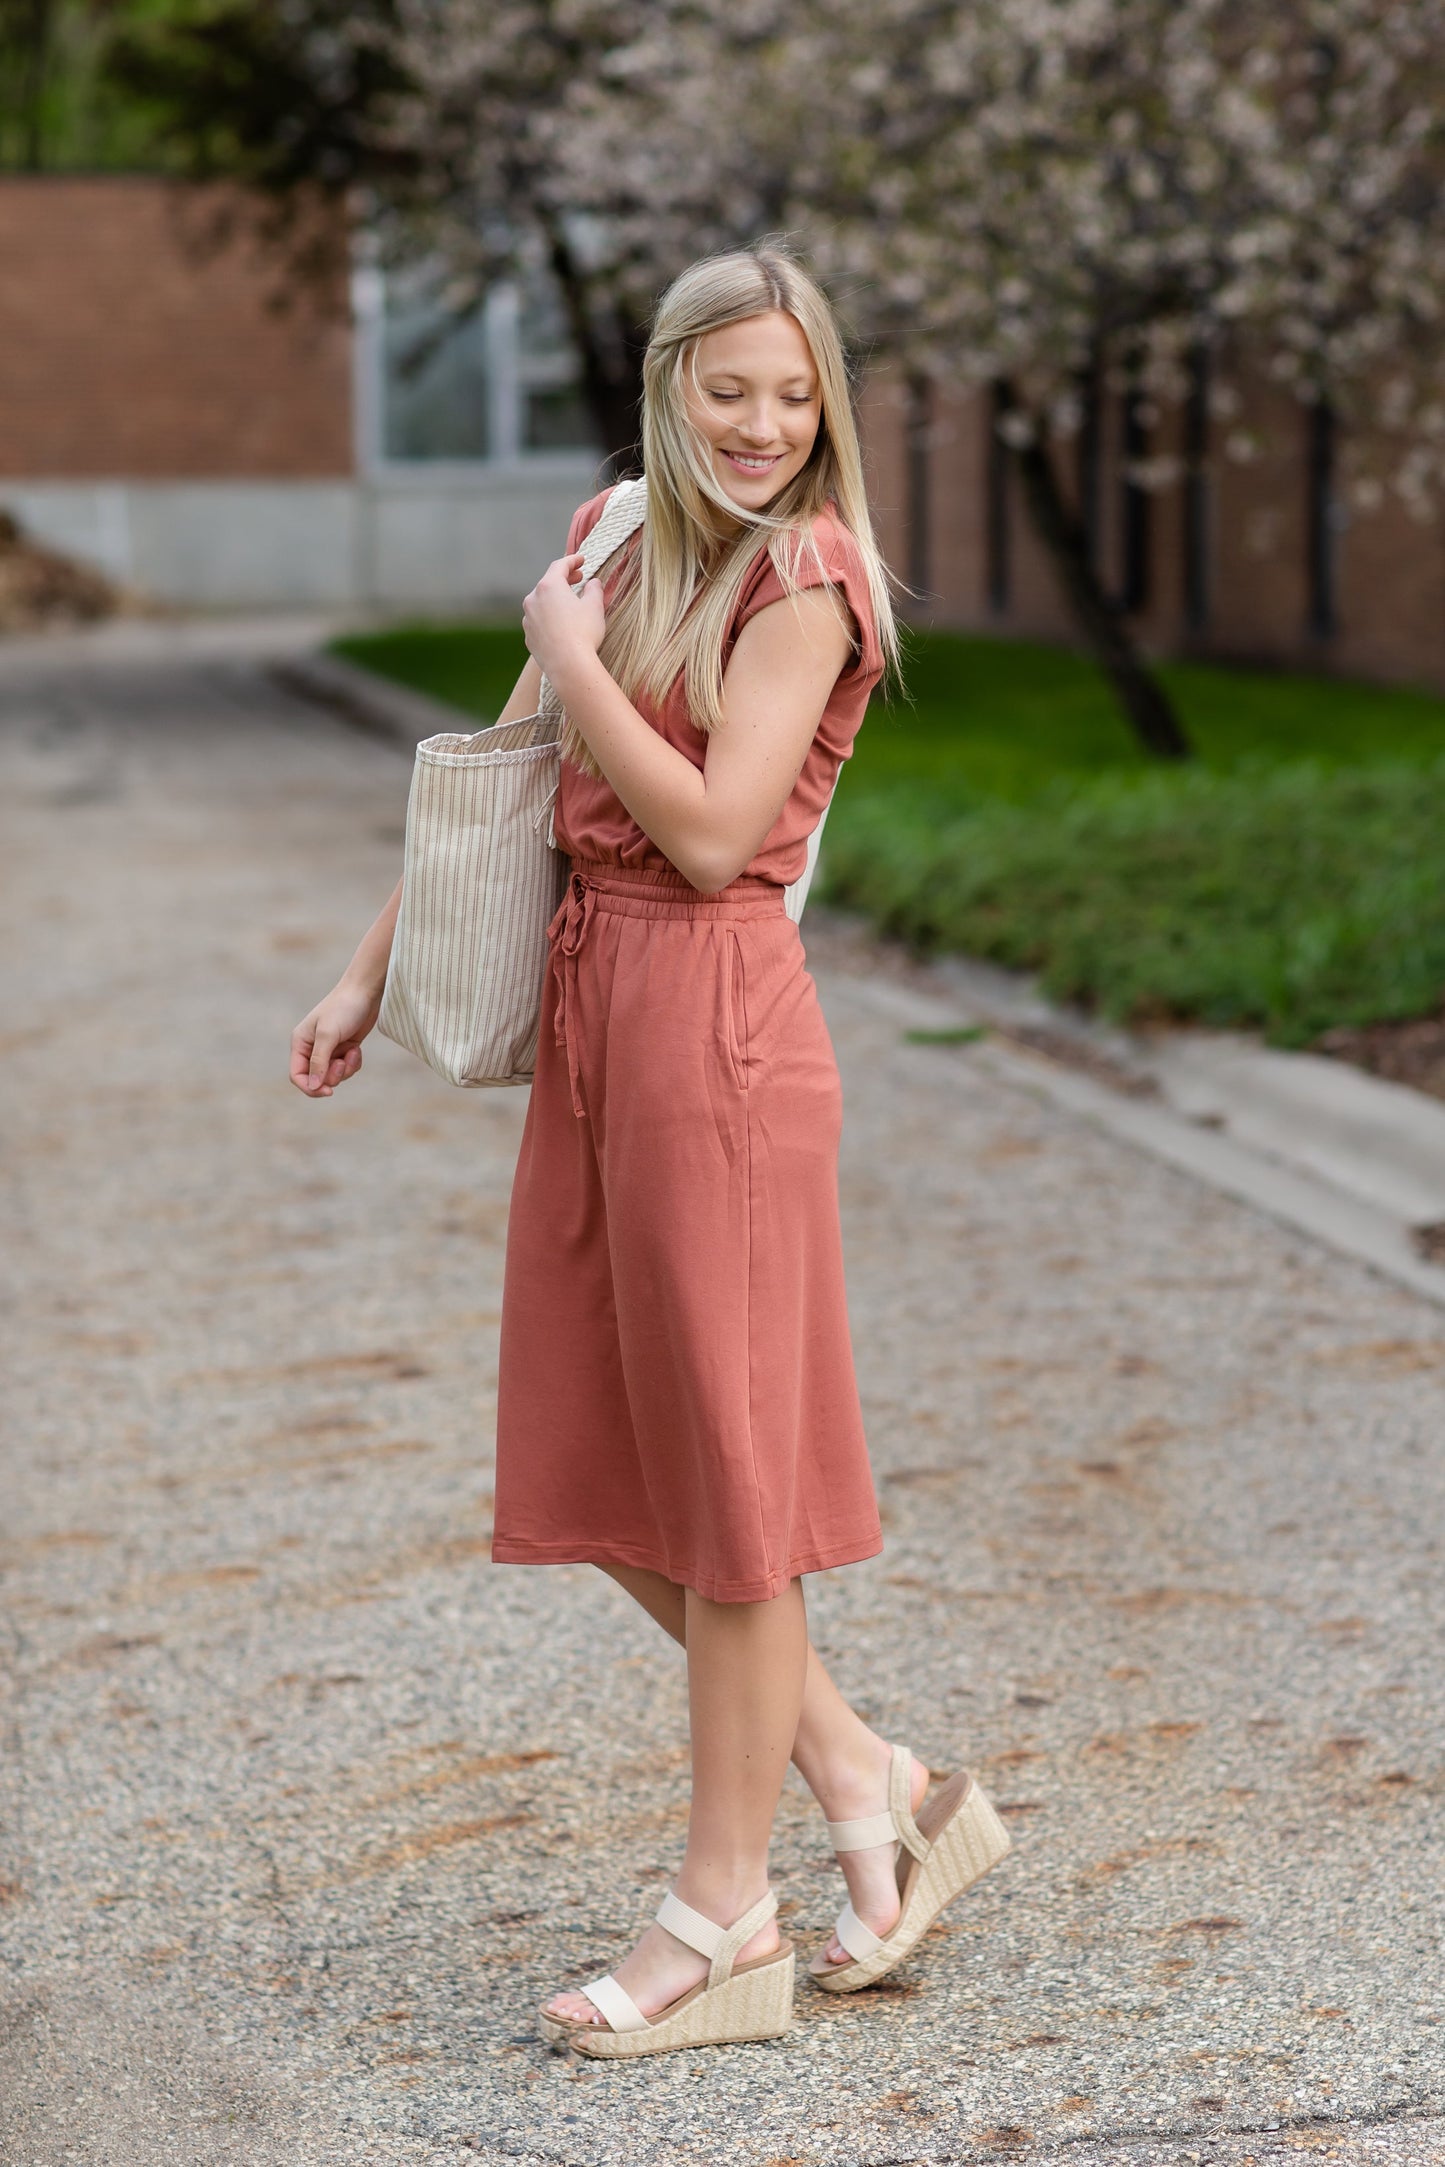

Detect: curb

[271,649,473,750]
[835,971,1445,1314]
[922,949,1445,1228]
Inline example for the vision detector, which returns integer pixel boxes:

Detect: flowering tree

[351,0,1445,755]
[120,0,1445,754]
[798,0,1445,755]
[354,0,833,455]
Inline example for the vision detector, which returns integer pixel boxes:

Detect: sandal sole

[540,1947,795,2058]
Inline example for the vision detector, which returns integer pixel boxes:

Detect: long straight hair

[561,242,899,779]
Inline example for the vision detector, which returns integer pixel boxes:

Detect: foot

[815,1742,930,1969]
[542,1895,780,2032]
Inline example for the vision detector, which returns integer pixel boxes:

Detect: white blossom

[342,0,1445,511]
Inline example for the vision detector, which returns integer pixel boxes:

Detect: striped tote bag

[377,477,648,1086]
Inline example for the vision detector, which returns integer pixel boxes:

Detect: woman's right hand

[289,976,382,1098]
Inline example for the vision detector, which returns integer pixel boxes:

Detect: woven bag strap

[538,476,648,722]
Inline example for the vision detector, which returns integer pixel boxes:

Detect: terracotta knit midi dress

[491,489,884,1602]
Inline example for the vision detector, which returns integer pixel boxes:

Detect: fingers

[541,551,586,591]
[308,1015,341,1092]
[523,552,595,662]
[290,1013,355,1097]
[289,1020,320,1095]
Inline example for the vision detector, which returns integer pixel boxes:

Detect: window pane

[517,271,599,453]
[375,264,598,462]
[525,383,596,451]
[517,273,573,355]
[382,292,490,462]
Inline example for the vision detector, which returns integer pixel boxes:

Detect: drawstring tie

[548,869,600,1119]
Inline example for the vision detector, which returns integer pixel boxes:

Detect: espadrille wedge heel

[808,1745,1012,1993]
[538,1888,794,2057]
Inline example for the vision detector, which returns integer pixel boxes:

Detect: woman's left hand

[522,551,607,683]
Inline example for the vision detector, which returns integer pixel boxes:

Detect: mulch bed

[0,510,139,633]
[1315,1014,1445,1106]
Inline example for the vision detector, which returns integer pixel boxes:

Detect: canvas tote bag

[377,477,649,1087]
[378,474,838,1087]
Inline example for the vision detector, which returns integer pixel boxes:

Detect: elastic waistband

[565,857,787,920]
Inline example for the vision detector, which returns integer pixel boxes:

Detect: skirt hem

[488,1530,884,1604]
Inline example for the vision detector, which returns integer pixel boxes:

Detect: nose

[736,400,782,445]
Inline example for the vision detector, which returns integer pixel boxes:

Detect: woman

[290,243,1010,2059]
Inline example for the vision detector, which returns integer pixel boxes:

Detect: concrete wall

[3,460,604,612]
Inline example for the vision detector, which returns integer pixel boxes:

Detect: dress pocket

[723,929,750,1092]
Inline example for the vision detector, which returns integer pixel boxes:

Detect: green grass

[335,620,1445,793]
[333,623,530,730]
[334,619,1445,1044]
[862,627,1445,806]
[822,761,1445,1046]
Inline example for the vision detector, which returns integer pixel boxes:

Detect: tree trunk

[540,219,646,477]
[996,378,1192,762]
[904,371,933,600]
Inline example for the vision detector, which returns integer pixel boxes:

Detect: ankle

[802,1730,897,1823]
[671,1861,771,1927]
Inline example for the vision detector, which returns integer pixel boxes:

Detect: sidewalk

[1,641,1442,2167]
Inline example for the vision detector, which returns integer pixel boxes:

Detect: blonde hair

[561,240,899,779]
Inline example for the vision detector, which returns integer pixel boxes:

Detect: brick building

[3,174,1442,688]
[0,176,600,611]
[861,372,1445,692]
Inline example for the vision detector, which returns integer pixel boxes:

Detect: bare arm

[526,550,851,893]
[289,654,546,1097]
[495,654,544,725]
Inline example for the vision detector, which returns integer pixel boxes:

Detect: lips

[721,449,783,474]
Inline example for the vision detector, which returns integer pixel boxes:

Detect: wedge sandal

[537,1887,794,2057]
[808,1744,1012,1992]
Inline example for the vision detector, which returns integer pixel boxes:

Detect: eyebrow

[703,370,818,389]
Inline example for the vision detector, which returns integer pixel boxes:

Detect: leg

[791,1644,930,1966]
[596,1564,930,1970]
[599,1561,686,1644]
[544,1577,808,2026]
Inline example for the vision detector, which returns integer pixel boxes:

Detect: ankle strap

[656,1887,778,1990]
[888,1741,930,1863]
[827,1809,897,1851]
[825,1745,930,1864]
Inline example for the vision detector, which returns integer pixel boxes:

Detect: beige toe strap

[656,1886,778,1990]
[580,1972,648,2034]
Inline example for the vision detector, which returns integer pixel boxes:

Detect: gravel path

[2,649,1442,2166]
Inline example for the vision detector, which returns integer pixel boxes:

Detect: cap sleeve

[732,511,884,684]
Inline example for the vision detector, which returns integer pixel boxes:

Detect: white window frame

[351,259,599,480]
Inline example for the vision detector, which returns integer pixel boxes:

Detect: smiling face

[682,308,824,512]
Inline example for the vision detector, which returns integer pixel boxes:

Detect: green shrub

[820,759,1445,1046]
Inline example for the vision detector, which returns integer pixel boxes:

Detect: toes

[545,1994,598,2025]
